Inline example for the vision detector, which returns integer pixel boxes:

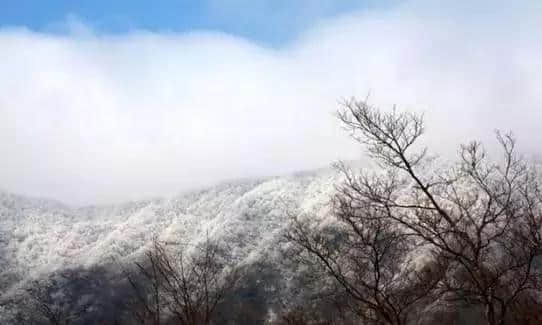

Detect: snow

[0,167,342,298]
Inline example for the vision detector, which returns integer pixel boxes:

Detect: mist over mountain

[0,166,343,323]
[2,1,542,324]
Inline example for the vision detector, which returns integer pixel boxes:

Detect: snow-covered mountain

[0,167,341,302]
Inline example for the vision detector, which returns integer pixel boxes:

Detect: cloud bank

[1,0,541,205]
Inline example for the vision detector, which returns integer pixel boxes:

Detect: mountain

[0,167,342,322]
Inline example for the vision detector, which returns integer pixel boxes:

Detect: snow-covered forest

[2,101,541,324]
[0,167,342,323]
[2,1,542,324]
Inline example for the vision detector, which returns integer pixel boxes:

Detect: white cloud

[1,0,541,205]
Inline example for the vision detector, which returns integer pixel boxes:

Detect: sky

[0,0,395,45]
[1,0,542,205]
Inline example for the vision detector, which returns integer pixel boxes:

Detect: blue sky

[0,0,397,45]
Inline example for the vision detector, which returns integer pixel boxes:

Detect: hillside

[0,167,341,320]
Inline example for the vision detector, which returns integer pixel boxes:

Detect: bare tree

[271,308,340,325]
[7,269,95,325]
[124,236,239,325]
[285,190,443,325]
[325,98,542,324]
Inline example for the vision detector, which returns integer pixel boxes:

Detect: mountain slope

[0,168,340,299]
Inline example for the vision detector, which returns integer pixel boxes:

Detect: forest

[2,99,541,324]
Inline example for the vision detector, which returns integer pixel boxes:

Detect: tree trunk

[486,303,496,325]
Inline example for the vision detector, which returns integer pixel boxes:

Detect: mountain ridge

[0,166,342,302]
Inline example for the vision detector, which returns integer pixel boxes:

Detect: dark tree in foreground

[286,99,542,325]
[285,186,443,325]
[5,269,99,325]
[124,236,239,325]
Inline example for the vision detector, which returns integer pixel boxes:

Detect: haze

[1,0,541,205]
